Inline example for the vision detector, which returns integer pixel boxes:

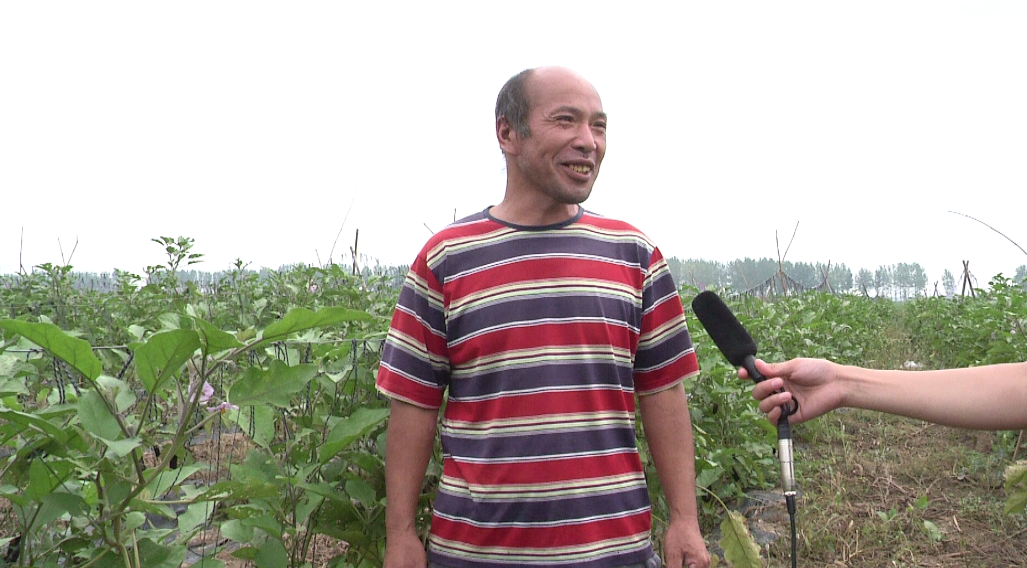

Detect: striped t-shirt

[376,207,700,568]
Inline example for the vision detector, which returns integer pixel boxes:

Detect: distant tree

[892,263,911,300]
[728,258,761,292]
[666,257,686,287]
[856,268,874,295]
[1015,265,1027,290]
[787,262,820,289]
[910,263,928,297]
[942,269,956,297]
[668,258,728,290]
[874,266,890,298]
[828,263,853,293]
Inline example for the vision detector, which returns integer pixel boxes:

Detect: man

[376,67,710,568]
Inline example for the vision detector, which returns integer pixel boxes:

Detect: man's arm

[638,382,710,568]
[383,399,439,568]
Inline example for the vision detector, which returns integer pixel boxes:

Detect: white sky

[3,1,1025,289]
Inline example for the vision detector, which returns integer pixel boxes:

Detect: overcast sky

[3,1,1025,290]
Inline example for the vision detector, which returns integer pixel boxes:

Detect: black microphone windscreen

[690,290,758,366]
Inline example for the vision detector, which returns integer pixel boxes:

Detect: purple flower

[207,401,239,413]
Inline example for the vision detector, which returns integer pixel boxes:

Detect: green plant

[0,305,387,568]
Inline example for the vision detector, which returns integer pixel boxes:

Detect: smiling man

[377,67,710,568]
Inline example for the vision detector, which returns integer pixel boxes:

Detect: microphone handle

[741,354,765,383]
[742,355,796,493]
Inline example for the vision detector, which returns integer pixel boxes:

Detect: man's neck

[489,199,580,227]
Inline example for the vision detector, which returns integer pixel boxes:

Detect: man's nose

[572,123,597,153]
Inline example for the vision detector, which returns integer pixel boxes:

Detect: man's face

[506,70,607,206]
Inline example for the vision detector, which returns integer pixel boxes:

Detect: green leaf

[178,501,216,535]
[97,436,143,458]
[0,408,69,444]
[228,405,275,449]
[229,360,316,408]
[221,519,255,543]
[259,307,373,345]
[299,483,349,504]
[134,329,200,393]
[148,464,205,499]
[198,478,281,502]
[1004,460,1027,515]
[0,320,102,381]
[232,547,259,560]
[41,491,89,517]
[245,514,284,539]
[695,466,724,489]
[254,538,289,568]
[27,458,68,502]
[320,407,390,464]
[0,356,31,395]
[923,520,943,542]
[31,493,81,531]
[124,511,147,532]
[718,510,762,568]
[345,478,378,508]
[78,391,122,441]
[913,494,929,510]
[136,538,188,568]
[192,317,244,354]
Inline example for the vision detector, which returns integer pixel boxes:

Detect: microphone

[690,290,796,495]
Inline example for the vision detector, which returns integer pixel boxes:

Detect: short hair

[495,68,535,138]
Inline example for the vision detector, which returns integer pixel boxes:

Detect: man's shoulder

[415,209,502,263]
[579,210,653,242]
[427,209,496,244]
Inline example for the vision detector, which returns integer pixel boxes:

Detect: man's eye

[556,116,574,123]
[594,122,607,130]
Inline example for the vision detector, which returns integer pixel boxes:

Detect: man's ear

[496,116,520,156]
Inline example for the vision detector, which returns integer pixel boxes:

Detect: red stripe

[430,511,651,550]
[456,256,640,289]
[450,321,635,361]
[442,453,641,485]
[445,389,634,422]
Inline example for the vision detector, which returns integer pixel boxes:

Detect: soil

[730,409,1027,568]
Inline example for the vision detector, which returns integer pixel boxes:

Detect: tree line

[4,256,1025,302]
[666,257,1027,300]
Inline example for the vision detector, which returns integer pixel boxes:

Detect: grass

[727,316,1027,567]
[752,410,1027,567]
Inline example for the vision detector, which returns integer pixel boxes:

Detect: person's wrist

[833,362,859,408]
[385,514,418,536]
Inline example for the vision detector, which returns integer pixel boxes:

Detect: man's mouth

[568,164,592,175]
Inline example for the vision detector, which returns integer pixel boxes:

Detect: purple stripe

[447,363,633,400]
[381,341,450,389]
[433,484,651,525]
[429,547,654,568]
[641,270,679,312]
[445,234,651,278]
[635,329,694,373]
[449,294,639,345]
[441,425,637,461]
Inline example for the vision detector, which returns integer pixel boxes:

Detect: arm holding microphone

[744,358,1027,430]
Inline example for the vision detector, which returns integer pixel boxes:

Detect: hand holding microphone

[742,357,843,425]
[690,291,797,495]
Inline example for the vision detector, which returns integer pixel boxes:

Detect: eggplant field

[1,239,1025,567]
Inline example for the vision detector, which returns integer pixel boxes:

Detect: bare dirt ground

[747,409,1027,568]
